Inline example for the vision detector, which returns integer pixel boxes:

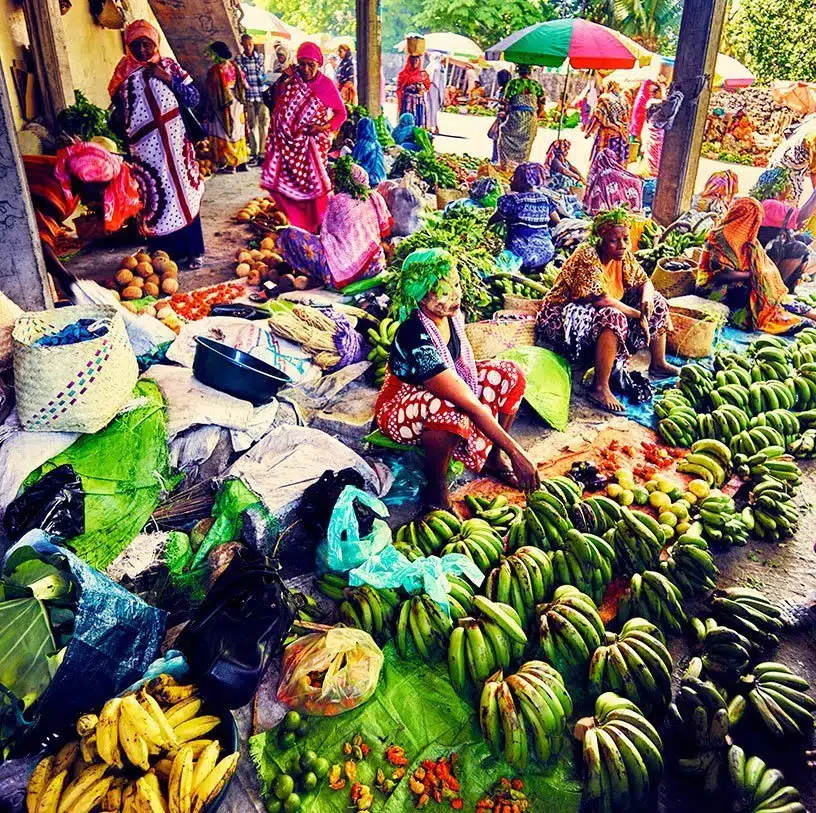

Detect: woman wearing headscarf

[392,112,421,151]
[586,79,630,168]
[693,170,739,218]
[536,208,676,413]
[768,116,816,202]
[350,117,386,186]
[397,55,431,127]
[542,139,584,193]
[497,65,546,171]
[375,248,538,509]
[261,42,348,233]
[425,54,446,135]
[630,81,666,177]
[206,41,249,173]
[488,69,512,163]
[108,19,206,267]
[336,44,357,104]
[489,163,560,272]
[696,197,816,333]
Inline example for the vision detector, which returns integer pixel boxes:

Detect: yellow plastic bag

[276,628,383,716]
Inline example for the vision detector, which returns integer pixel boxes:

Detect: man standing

[237,33,269,166]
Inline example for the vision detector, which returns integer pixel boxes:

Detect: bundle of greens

[332,156,370,200]
[57,90,123,149]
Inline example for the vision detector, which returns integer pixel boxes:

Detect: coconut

[237,250,253,263]
[144,282,160,297]
[293,276,310,290]
[250,249,263,261]
[260,237,276,251]
[162,261,179,278]
[121,255,139,271]
[235,262,251,278]
[135,261,153,278]
[161,277,179,294]
[130,276,145,289]
[121,286,143,300]
[152,250,170,261]
[115,268,134,287]
[146,274,161,287]
[135,252,151,264]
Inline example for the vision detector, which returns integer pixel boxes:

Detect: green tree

[612,0,681,52]
[260,0,355,35]
[727,0,816,82]
[381,0,415,50]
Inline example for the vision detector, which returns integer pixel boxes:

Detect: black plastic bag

[4,465,84,544]
[175,548,298,709]
[299,468,371,539]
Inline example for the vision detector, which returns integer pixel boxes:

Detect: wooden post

[652,0,728,224]
[21,0,74,129]
[0,58,52,311]
[356,0,381,116]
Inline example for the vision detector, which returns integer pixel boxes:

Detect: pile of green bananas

[339,585,400,642]
[692,617,752,678]
[734,444,788,481]
[677,438,731,486]
[750,409,800,447]
[607,507,666,575]
[483,547,554,626]
[654,388,694,419]
[444,573,477,620]
[448,596,528,690]
[734,662,815,740]
[746,476,800,541]
[714,348,752,373]
[745,341,793,381]
[678,363,715,408]
[317,573,400,607]
[787,362,816,410]
[727,745,808,813]
[521,490,577,551]
[440,519,505,572]
[667,664,731,792]
[579,692,665,812]
[588,619,673,713]
[709,586,783,650]
[696,491,749,547]
[537,585,605,677]
[791,330,816,367]
[714,366,752,389]
[535,476,584,509]
[660,527,718,597]
[750,456,803,494]
[480,661,572,768]
[788,427,816,458]
[696,405,750,445]
[393,509,461,560]
[488,272,550,301]
[617,571,687,634]
[571,495,623,535]
[464,494,524,537]
[730,425,787,457]
[394,595,455,662]
[365,316,399,387]
[749,379,796,413]
[550,530,615,605]
[658,408,699,447]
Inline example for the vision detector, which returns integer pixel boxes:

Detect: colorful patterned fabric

[587,91,629,165]
[496,191,557,270]
[583,149,643,215]
[336,51,355,87]
[375,358,525,472]
[397,57,430,114]
[510,162,547,192]
[503,78,544,101]
[351,118,386,186]
[236,49,266,102]
[497,92,540,169]
[769,130,816,200]
[694,170,738,215]
[108,20,161,98]
[387,309,462,385]
[207,61,249,167]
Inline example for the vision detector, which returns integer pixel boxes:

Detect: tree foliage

[727,0,816,82]
[612,0,681,52]
[259,0,355,35]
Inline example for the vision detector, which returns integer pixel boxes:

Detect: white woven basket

[0,293,23,372]
[13,304,138,433]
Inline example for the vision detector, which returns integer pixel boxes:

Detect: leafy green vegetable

[57,90,123,149]
[7,559,72,602]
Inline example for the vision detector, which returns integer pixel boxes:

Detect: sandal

[185,256,204,270]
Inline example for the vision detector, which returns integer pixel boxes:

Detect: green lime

[676,521,691,535]
[301,771,318,792]
[274,775,295,800]
[283,792,301,812]
[619,489,634,507]
[658,511,677,528]
[671,500,690,518]
[669,487,685,502]
[660,523,675,541]
[632,487,649,505]
[313,757,330,779]
[265,799,283,813]
[279,732,297,748]
[300,750,318,772]
[282,711,302,732]
[295,721,309,739]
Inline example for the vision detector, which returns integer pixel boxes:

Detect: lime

[300,751,318,773]
[645,480,659,493]
[619,489,634,506]
[668,487,685,502]
[658,511,677,528]
[274,775,295,801]
[688,479,711,499]
[301,772,318,792]
[279,732,297,748]
[614,468,632,483]
[660,523,675,540]
[632,487,650,505]
[282,711,302,732]
[683,491,697,505]
[295,722,309,739]
[607,483,624,498]
[284,793,301,812]
[266,799,283,813]
[657,478,674,494]
[313,758,330,779]
[676,521,691,535]
[649,491,672,510]
[671,501,690,518]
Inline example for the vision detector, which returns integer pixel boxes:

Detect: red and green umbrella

[485,18,639,70]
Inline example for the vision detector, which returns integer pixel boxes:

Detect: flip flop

[648,367,680,380]
[778,599,816,631]
[586,392,626,414]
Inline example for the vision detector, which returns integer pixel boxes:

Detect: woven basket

[651,257,698,299]
[0,293,23,372]
[436,188,467,210]
[13,304,138,433]
[503,293,543,313]
[406,36,426,55]
[667,312,717,359]
[465,316,535,360]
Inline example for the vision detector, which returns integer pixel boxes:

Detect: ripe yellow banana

[134,776,166,813]
[75,714,99,738]
[96,698,123,768]
[119,708,151,771]
[52,741,80,776]
[168,740,217,761]
[33,769,66,813]
[69,776,114,813]
[164,698,202,728]
[56,763,109,813]
[121,695,165,748]
[191,753,239,813]
[149,680,198,706]
[138,690,179,748]
[191,741,221,793]
[26,755,53,813]
[101,777,127,812]
[169,745,194,813]
[79,733,97,764]
[173,716,220,744]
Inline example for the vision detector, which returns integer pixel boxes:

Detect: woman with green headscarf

[375,248,538,509]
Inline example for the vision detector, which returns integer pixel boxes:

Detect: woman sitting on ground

[542,139,584,193]
[375,249,539,509]
[693,170,738,218]
[391,112,426,152]
[536,208,677,413]
[489,163,560,272]
[696,197,816,333]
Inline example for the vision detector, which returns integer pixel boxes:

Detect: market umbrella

[396,33,483,60]
[239,3,290,40]
[607,31,655,67]
[658,52,754,91]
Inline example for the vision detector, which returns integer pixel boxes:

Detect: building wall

[0,0,31,131]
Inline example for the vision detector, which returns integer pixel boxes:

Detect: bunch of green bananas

[696,491,749,547]
[791,332,816,367]
[464,494,524,537]
[727,745,807,813]
[709,586,783,650]
[339,585,400,642]
[696,405,750,444]
[658,410,699,447]
[793,325,816,344]
[444,573,477,620]
[730,425,787,457]
[694,617,753,679]
[640,218,662,246]
[749,409,800,447]
[678,364,715,408]
[537,585,605,677]
[284,590,325,646]
[752,456,803,493]
[588,619,673,713]
[749,380,796,413]
[480,661,572,768]
[489,273,550,300]
[579,692,664,813]
[746,341,793,381]
[735,662,815,741]
[522,492,575,551]
[607,507,666,575]
[317,573,401,606]
[535,476,584,509]
[394,594,456,662]
[572,495,624,535]
[677,438,732,486]
[709,384,752,413]
[654,388,693,420]
[550,530,615,604]
[714,366,752,389]
[788,363,816,410]
[365,316,399,387]
[734,444,788,481]
[440,519,505,572]
[714,349,752,372]
[483,547,554,626]
[617,571,687,634]
[393,509,462,560]
[746,476,800,541]
[788,427,816,458]
[660,527,718,597]
[447,597,528,690]
[748,335,792,360]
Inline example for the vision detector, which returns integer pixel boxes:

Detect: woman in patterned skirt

[375,248,539,509]
[109,20,205,267]
[497,65,546,171]
[537,208,677,413]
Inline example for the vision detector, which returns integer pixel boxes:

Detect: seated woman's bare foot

[649,361,680,378]
[587,386,625,413]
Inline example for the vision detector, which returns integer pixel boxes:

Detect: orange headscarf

[707,196,762,267]
[698,170,739,207]
[108,19,162,98]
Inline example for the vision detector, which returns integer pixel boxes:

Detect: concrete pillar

[652,0,728,224]
[0,58,52,312]
[356,0,381,117]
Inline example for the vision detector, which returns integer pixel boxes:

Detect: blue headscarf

[392,113,416,146]
[350,117,386,186]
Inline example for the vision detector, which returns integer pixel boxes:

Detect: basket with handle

[436,188,467,210]
[667,311,717,359]
[651,256,698,299]
[13,304,138,433]
[465,315,535,360]
[0,292,23,372]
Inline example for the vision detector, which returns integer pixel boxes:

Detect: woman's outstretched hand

[510,449,540,492]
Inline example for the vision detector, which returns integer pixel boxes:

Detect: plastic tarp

[497,346,572,431]
[20,381,179,570]
[249,644,582,812]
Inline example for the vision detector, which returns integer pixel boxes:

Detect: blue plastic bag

[316,486,391,575]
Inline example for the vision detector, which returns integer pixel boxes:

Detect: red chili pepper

[451,799,463,810]
[446,776,460,792]
[510,779,523,790]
